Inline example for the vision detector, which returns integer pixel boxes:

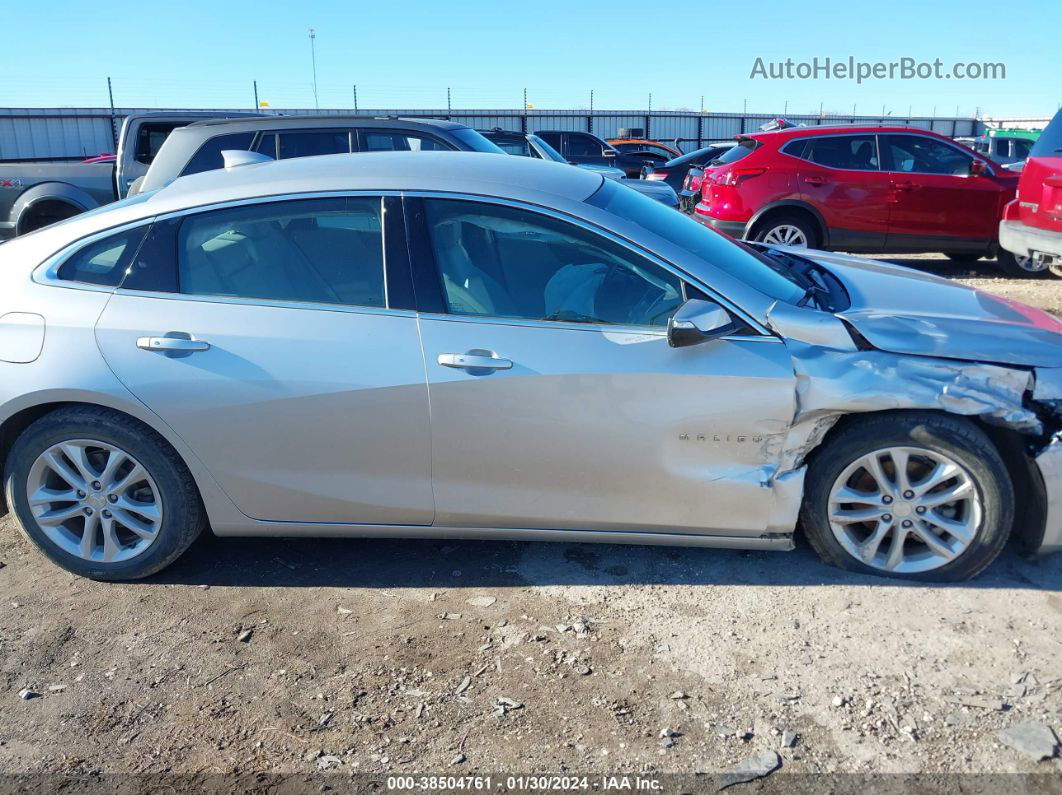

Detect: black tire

[996,249,1050,279]
[945,252,982,264]
[800,412,1013,582]
[3,406,206,581]
[751,212,819,248]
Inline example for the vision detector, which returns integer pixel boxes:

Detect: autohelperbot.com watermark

[749,56,1005,83]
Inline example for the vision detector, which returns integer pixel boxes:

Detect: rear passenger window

[176,198,386,307]
[181,132,257,176]
[57,226,149,286]
[277,131,351,159]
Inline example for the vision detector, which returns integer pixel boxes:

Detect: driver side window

[423,199,685,328]
[884,134,973,176]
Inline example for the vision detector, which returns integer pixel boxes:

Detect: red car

[1000,108,1062,278]
[693,124,1025,274]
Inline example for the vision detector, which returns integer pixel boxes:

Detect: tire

[3,406,206,581]
[996,249,1050,279]
[799,412,1013,582]
[945,253,982,264]
[752,212,819,248]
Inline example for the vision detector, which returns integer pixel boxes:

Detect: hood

[800,249,1062,368]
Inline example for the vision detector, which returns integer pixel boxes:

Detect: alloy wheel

[762,224,808,247]
[26,439,164,563]
[827,446,980,574]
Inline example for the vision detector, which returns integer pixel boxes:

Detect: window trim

[35,218,158,292]
[399,191,772,337]
[781,133,882,172]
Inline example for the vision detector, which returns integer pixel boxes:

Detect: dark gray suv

[133,116,504,195]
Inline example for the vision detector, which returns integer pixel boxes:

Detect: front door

[94,195,434,525]
[409,196,796,536]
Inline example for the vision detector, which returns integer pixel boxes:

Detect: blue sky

[1,0,1058,118]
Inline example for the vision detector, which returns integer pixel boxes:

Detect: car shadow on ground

[149,532,1062,592]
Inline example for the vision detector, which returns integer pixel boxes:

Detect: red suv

[693,125,1025,274]
[999,108,1062,278]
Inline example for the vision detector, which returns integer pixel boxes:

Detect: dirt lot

[1,256,1061,793]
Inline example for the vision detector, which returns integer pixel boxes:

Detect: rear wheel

[752,212,818,248]
[4,406,206,581]
[17,200,83,235]
[800,412,1013,581]
[996,249,1050,278]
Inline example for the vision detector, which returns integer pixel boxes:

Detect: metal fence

[0,106,999,161]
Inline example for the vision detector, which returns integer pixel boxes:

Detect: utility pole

[106,76,117,148]
[648,92,652,113]
[352,84,358,113]
[308,27,319,110]
[590,89,593,114]
[253,80,259,110]
[700,95,704,113]
[523,87,527,110]
[447,87,452,116]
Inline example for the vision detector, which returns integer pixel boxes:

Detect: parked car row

[661,122,1043,277]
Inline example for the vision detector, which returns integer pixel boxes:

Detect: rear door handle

[137,336,211,353]
[802,175,827,186]
[438,352,512,370]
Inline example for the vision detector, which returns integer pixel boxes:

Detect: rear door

[786,134,891,251]
[880,134,1003,250]
[94,194,434,525]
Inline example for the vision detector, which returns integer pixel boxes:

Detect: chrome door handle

[438,352,512,370]
[136,336,210,353]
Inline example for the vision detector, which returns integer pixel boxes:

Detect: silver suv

[1,151,1060,582]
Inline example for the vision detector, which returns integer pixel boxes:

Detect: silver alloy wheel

[26,439,164,563]
[1014,253,1042,273]
[827,446,980,574]
[761,224,809,247]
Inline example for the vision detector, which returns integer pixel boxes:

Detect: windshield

[585,179,805,304]
[529,134,567,163]
[450,127,506,154]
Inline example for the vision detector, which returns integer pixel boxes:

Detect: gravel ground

[1,255,1060,793]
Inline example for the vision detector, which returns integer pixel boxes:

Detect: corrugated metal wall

[0,106,993,160]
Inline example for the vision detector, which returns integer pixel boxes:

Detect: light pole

[309,27,319,110]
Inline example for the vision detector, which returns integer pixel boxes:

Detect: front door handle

[137,336,211,353]
[438,352,512,370]
[893,180,920,192]
[803,175,827,186]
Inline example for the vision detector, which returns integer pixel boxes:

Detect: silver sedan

[0,151,1060,582]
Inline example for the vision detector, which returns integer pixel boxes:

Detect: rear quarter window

[56,226,149,286]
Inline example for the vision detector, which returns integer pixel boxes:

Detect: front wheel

[800,412,1013,581]
[4,406,206,581]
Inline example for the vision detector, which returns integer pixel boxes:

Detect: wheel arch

[798,407,1046,555]
[746,200,828,247]
[0,396,237,529]
[11,183,98,234]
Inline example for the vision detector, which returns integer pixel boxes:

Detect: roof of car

[746,124,957,140]
[30,152,604,245]
[185,115,468,131]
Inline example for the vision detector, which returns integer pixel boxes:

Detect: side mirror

[603,148,619,158]
[667,298,743,348]
[970,159,988,177]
